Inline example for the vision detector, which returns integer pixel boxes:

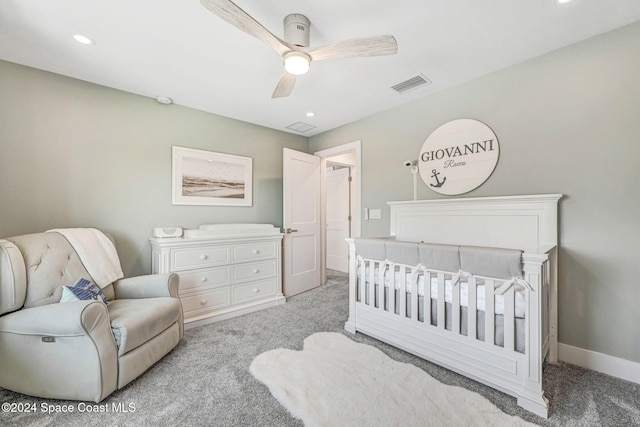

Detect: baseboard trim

[558,343,640,384]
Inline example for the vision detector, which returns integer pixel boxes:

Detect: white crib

[345,194,562,418]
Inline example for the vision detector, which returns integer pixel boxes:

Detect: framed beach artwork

[172,146,253,206]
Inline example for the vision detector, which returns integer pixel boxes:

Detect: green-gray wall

[0,60,307,276]
[310,22,640,363]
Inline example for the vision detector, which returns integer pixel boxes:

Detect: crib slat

[424,272,432,326]
[399,265,407,318]
[485,279,495,346]
[468,277,477,339]
[452,274,460,334]
[362,260,368,304]
[437,272,445,329]
[367,260,375,306]
[389,264,396,314]
[357,258,364,303]
[504,286,515,351]
[360,259,366,304]
[410,267,419,321]
[377,262,385,309]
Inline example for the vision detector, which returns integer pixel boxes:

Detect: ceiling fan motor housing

[284,14,310,47]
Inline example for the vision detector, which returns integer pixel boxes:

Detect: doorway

[325,163,351,273]
[315,141,362,281]
[282,142,361,296]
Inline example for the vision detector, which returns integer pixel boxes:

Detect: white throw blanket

[47,228,124,288]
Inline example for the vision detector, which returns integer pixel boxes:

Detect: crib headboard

[387,194,562,253]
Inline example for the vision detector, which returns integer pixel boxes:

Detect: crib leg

[344,322,356,334]
[517,391,549,419]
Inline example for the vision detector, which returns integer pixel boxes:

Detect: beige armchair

[0,230,183,402]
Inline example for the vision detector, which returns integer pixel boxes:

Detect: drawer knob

[200,254,208,260]
[200,277,208,283]
[252,249,260,254]
[253,288,260,293]
[200,299,207,305]
[253,268,260,274]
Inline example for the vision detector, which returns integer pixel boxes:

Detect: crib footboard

[345,240,555,419]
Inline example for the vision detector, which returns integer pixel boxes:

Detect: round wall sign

[419,119,499,195]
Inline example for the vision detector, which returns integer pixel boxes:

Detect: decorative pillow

[60,278,109,304]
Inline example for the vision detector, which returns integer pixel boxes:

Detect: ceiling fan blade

[200,0,293,56]
[308,35,398,62]
[272,73,297,98]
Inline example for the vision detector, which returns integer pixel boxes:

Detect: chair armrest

[0,300,110,336]
[112,273,179,299]
[0,301,118,402]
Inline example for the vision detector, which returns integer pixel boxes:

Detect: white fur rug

[250,332,536,427]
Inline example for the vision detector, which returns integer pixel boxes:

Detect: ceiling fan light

[284,52,310,75]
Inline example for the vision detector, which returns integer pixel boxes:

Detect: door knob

[285,228,298,234]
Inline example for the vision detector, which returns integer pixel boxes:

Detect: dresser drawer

[178,267,229,293]
[232,278,276,305]
[232,242,277,263]
[181,287,230,313]
[171,246,229,271]
[232,260,276,283]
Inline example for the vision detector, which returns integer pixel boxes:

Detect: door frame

[314,140,362,283]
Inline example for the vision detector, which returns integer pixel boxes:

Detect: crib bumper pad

[353,238,388,261]
[354,239,523,278]
[459,246,523,281]
[419,243,461,273]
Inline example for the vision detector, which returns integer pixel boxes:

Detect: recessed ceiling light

[557,0,573,4]
[306,112,315,117]
[73,34,95,45]
[156,96,173,105]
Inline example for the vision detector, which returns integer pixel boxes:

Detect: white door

[326,167,351,273]
[283,148,321,297]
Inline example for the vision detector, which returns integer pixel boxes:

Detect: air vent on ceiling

[286,121,316,133]
[391,74,432,94]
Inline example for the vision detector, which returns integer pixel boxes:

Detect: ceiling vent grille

[286,121,316,133]
[391,74,432,94]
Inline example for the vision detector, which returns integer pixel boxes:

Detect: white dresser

[150,224,285,327]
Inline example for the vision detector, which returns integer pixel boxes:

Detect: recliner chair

[0,230,183,402]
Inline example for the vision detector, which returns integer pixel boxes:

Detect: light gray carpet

[1,270,639,426]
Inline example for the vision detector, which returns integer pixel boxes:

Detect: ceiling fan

[200,0,398,98]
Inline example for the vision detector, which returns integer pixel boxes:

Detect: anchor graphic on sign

[430,169,446,188]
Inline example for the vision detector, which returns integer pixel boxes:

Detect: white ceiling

[2,1,640,136]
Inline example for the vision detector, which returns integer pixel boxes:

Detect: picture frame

[172,146,253,206]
